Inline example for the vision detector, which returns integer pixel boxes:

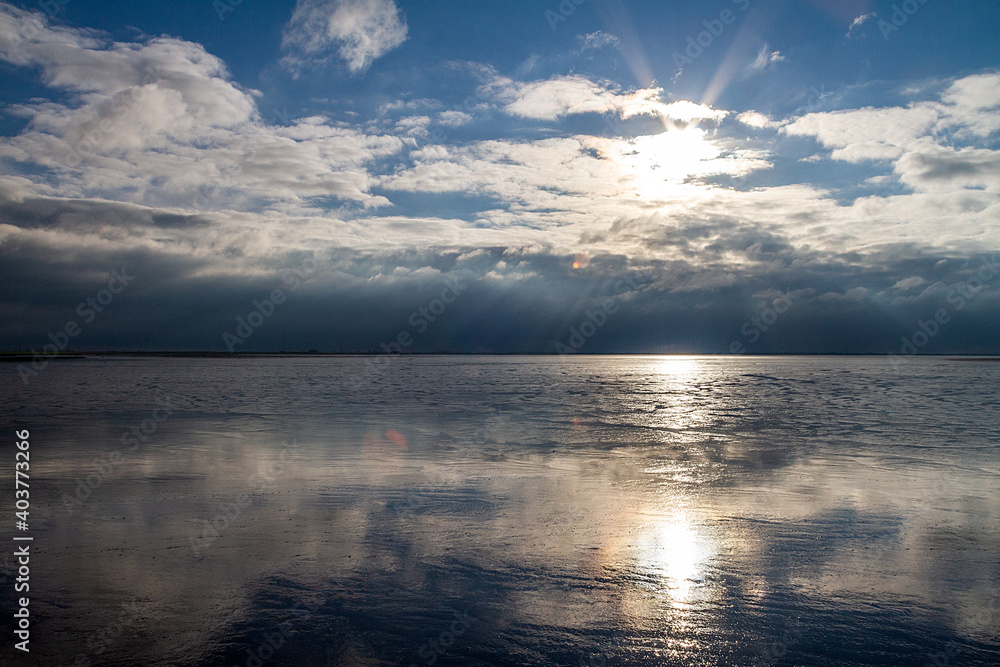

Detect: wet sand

[2,355,998,665]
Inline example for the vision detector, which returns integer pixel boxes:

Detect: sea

[1,355,998,666]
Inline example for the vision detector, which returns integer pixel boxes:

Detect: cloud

[483,74,727,123]
[1,5,998,353]
[381,98,440,114]
[394,115,431,137]
[2,8,995,265]
[437,110,473,127]
[737,111,781,129]
[784,73,1000,160]
[0,5,402,212]
[0,6,254,131]
[942,73,1000,111]
[742,44,784,77]
[4,188,997,354]
[892,276,925,290]
[659,100,728,123]
[783,73,1000,197]
[895,147,1000,191]
[847,13,875,38]
[281,0,408,73]
[487,75,630,121]
[579,31,620,51]
[378,129,771,249]
[939,72,1000,138]
[783,105,939,162]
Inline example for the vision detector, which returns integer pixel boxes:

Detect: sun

[617,125,721,200]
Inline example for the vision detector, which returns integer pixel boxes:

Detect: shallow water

[1,355,999,665]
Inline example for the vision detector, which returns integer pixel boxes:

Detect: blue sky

[1,0,999,353]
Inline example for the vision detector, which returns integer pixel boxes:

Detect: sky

[0,0,998,354]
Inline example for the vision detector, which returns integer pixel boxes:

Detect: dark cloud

[899,150,1000,188]
[150,213,213,229]
[2,214,997,354]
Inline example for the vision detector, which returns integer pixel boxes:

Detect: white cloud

[281,0,407,73]
[737,110,780,129]
[783,105,939,162]
[893,276,926,290]
[938,72,1000,138]
[381,98,439,114]
[785,74,1000,160]
[379,128,770,246]
[743,44,784,77]
[0,5,402,212]
[579,31,620,51]
[1,4,997,278]
[394,115,431,137]
[489,75,622,120]
[942,73,1000,111]
[660,100,728,123]
[0,6,255,132]
[484,74,726,123]
[847,13,875,38]
[437,110,473,127]
[783,74,1000,196]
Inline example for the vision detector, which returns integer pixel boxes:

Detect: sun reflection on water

[635,512,712,608]
[644,356,714,438]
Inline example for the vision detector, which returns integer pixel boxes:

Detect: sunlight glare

[617,125,720,200]
[637,513,708,606]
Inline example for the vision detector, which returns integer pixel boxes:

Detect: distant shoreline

[2,351,999,361]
